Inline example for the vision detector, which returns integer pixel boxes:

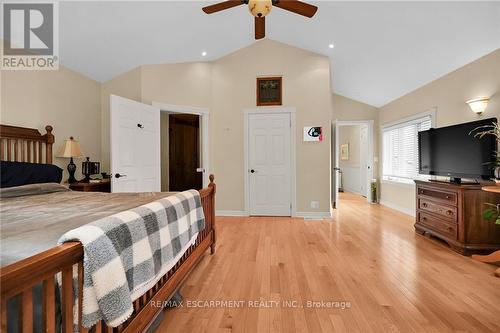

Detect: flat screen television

[418,118,497,182]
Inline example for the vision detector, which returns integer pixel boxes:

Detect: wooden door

[248,113,291,216]
[110,95,160,193]
[169,114,202,191]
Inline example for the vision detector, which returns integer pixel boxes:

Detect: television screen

[418,118,497,180]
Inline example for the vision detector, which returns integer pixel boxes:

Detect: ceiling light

[466,97,489,114]
[329,44,335,49]
[248,0,272,18]
[201,51,207,57]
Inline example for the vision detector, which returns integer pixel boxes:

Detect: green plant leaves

[483,208,497,220]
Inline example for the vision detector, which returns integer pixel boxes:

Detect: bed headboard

[0,124,54,164]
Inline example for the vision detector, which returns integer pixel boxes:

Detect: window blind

[382,115,432,183]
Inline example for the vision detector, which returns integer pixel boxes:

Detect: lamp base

[67,157,77,184]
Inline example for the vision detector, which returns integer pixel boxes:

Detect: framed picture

[340,143,349,160]
[303,127,323,142]
[257,77,282,106]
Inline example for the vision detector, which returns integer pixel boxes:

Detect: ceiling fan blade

[274,0,318,18]
[255,16,265,40]
[202,0,244,14]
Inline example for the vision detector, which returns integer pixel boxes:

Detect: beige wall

[100,67,142,171]
[339,125,361,168]
[333,93,379,122]
[1,66,101,180]
[100,40,333,214]
[211,40,333,212]
[332,93,379,168]
[141,62,212,107]
[378,49,500,213]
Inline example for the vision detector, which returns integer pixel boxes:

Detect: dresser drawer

[417,211,457,240]
[417,187,457,205]
[418,199,457,222]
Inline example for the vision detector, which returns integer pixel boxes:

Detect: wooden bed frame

[0,124,217,333]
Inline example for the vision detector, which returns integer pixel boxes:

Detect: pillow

[0,161,63,188]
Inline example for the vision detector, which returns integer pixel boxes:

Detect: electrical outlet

[310,201,319,209]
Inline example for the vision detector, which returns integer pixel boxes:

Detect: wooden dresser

[414,180,500,255]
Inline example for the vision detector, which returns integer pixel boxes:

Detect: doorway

[154,102,210,191]
[332,120,374,208]
[167,114,202,191]
[244,108,296,216]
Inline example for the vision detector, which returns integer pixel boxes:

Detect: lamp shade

[56,137,83,158]
[466,97,489,114]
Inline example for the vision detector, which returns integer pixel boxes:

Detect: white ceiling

[55,1,500,107]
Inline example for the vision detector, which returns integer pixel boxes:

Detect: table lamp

[57,136,83,183]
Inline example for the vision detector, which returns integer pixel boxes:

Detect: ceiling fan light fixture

[248,0,272,18]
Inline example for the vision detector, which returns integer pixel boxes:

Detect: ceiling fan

[202,0,318,40]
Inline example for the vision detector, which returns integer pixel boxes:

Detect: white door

[359,126,368,197]
[248,113,291,216]
[110,95,160,193]
[333,123,340,208]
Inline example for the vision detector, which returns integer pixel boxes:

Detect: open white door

[110,95,160,193]
[359,125,368,197]
[333,122,340,208]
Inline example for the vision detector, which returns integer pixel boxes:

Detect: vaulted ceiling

[56,1,500,107]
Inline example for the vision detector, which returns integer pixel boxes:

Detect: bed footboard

[0,176,216,333]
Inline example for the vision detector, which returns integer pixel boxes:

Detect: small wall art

[303,127,323,142]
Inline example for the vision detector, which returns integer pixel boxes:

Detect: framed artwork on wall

[341,143,349,160]
[257,77,282,106]
[303,127,323,142]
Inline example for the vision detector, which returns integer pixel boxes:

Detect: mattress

[0,183,175,267]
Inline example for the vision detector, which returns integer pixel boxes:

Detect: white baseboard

[216,211,333,219]
[295,211,332,219]
[216,210,249,217]
[379,200,415,217]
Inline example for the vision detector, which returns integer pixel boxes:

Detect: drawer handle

[420,190,425,194]
[421,217,427,221]
[445,195,451,199]
[422,203,428,208]
[447,227,453,232]
[447,210,453,215]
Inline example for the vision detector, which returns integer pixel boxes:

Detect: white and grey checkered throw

[58,190,205,328]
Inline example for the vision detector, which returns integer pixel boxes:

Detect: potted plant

[470,121,500,181]
[470,121,500,224]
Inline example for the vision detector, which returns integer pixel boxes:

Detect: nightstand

[69,179,111,193]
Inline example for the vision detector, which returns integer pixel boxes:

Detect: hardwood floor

[157,193,500,332]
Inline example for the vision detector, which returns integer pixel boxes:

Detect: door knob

[250,169,256,173]
[115,173,127,178]
[137,124,144,129]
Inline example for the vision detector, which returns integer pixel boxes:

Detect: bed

[0,124,217,333]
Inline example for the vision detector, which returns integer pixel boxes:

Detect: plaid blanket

[58,190,205,328]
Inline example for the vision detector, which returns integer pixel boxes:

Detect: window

[382,114,433,184]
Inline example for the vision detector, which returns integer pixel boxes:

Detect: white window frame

[380,109,437,186]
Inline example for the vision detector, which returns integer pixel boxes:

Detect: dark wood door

[169,114,202,191]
